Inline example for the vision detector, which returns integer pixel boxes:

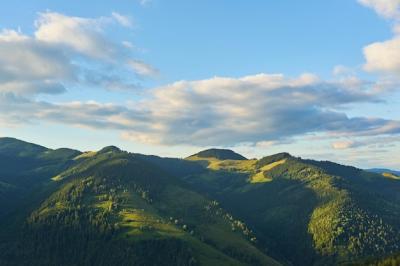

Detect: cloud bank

[2,72,399,146]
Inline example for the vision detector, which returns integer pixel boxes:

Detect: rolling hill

[0,138,399,265]
[0,138,279,266]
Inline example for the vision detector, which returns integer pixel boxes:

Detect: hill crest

[188,148,247,161]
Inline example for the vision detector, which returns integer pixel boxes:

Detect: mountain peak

[189,148,247,160]
[0,137,48,157]
[98,145,122,154]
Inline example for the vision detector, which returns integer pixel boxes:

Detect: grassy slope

[382,172,400,180]
[1,147,280,266]
[184,153,400,266]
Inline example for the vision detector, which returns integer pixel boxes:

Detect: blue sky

[1,0,399,169]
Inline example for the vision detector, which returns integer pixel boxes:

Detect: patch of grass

[382,172,400,180]
[250,159,286,183]
[187,156,257,173]
[74,151,97,160]
[119,209,183,238]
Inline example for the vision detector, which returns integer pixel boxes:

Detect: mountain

[181,152,400,265]
[0,138,399,266]
[367,168,400,179]
[0,137,81,219]
[188,148,247,161]
[0,139,279,266]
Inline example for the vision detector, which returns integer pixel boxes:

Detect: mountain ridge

[0,137,399,266]
[188,148,247,161]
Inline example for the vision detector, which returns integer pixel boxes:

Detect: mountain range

[0,137,399,266]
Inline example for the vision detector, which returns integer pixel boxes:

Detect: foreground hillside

[0,139,279,266]
[0,138,399,265]
[183,151,400,265]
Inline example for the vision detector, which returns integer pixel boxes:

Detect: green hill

[0,138,81,219]
[0,137,399,265]
[180,153,400,265]
[0,139,279,266]
[188,148,247,161]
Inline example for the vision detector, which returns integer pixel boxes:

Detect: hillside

[0,138,399,266]
[0,139,279,266]
[181,151,400,265]
[0,138,81,219]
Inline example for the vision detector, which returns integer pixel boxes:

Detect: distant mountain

[0,137,81,219]
[0,137,48,157]
[367,168,400,176]
[0,137,399,266]
[188,148,247,161]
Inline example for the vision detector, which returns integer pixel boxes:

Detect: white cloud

[131,74,394,145]
[363,35,400,74]
[359,0,400,76]
[331,140,357,149]
[358,0,400,20]
[128,60,159,77]
[3,73,397,147]
[0,29,29,42]
[331,135,400,150]
[111,12,134,28]
[34,12,115,59]
[0,12,158,96]
[0,29,72,96]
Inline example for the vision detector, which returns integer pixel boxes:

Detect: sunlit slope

[382,172,400,180]
[184,150,400,266]
[1,147,280,266]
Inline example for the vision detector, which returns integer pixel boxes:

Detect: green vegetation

[0,140,399,265]
[182,151,400,265]
[0,140,279,266]
[250,159,286,183]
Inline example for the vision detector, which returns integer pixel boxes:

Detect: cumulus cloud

[363,35,400,74]
[2,73,398,146]
[359,0,400,75]
[35,12,117,59]
[0,29,72,96]
[0,12,157,97]
[124,74,397,145]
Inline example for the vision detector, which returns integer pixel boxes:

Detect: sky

[0,0,399,169]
